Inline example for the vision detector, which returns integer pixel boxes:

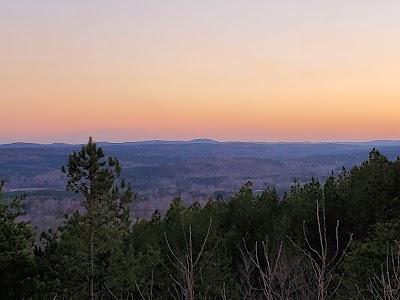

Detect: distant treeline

[1,138,400,299]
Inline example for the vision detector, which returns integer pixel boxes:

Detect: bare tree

[241,239,315,300]
[238,245,257,299]
[242,240,284,300]
[165,219,212,300]
[366,241,400,300]
[288,197,352,300]
[134,269,155,300]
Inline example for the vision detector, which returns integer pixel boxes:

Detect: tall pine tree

[39,137,136,300]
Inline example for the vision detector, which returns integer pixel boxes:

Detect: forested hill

[2,139,400,158]
[1,140,400,226]
[2,140,400,299]
[2,140,400,191]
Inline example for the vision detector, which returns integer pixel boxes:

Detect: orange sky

[1,1,400,143]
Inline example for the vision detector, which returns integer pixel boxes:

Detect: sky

[1,1,400,143]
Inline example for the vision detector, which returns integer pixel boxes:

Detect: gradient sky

[1,1,400,143]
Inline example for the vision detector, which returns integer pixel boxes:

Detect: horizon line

[1,138,400,146]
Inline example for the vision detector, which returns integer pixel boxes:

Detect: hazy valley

[2,139,400,229]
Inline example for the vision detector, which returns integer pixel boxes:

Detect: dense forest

[1,138,400,299]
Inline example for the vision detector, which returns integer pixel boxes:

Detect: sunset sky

[1,1,400,143]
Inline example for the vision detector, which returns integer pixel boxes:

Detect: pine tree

[39,137,136,300]
[0,180,35,299]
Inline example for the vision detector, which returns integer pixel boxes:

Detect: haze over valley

[2,139,400,228]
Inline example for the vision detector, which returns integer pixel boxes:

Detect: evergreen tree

[0,180,35,299]
[38,138,136,300]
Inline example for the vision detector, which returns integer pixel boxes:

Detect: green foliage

[339,221,400,299]
[3,146,400,299]
[36,138,136,299]
[0,180,35,299]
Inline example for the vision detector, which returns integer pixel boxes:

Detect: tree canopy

[1,141,400,299]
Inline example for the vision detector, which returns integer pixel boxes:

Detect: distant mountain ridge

[1,139,400,148]
[2,138,400,224]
